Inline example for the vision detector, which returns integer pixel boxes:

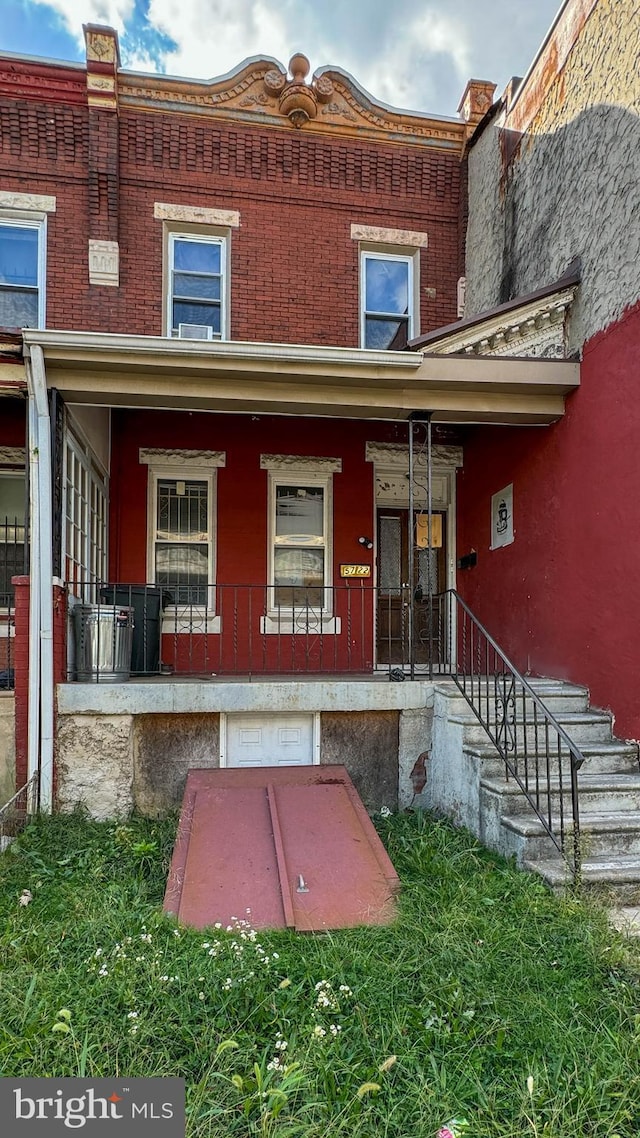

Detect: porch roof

[22,329,580,425]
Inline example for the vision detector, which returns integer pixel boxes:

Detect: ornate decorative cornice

[260,454,342,473]
[119,54,465,151]
[428,287,576,360]
[139,448,226,468]
[0,446,26,467]
[365,442,463,470]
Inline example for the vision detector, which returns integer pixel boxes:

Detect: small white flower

[313,1026,326,1038]
[18,889,33,907]
[379,805,392,818]
[275,1039,288,1050]
[127,1011,139,1019]
[173,929,181,938]
[198,992,205,1001]
[329,1024,342,1035]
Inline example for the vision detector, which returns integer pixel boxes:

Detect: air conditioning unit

[178,323,214,340]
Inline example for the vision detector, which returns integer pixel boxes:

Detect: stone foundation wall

[54,698,433,819]
[0,694,15,805]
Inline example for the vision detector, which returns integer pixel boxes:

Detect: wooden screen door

[376,509,446,666]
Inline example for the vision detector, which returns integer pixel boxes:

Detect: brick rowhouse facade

[0,42,466,342]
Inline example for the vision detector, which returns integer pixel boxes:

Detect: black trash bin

[100,586,172,674]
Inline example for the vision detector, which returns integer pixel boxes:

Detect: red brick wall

[0,93,463,343]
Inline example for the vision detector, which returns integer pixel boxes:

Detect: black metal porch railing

[435,589,582,882]
[66,581,415,679]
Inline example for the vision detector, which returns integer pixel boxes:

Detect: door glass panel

[416,547,438,594]
[379,515,402,595]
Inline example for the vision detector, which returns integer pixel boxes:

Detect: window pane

[173,272,221,301]
[275,486,323,540]
[155,544,208,605]
[0,476,25,521]
[157,480,208,541]
[274,547,324,607]
[365,316,408,350]
[365,257,409,316]
[0,226,38,286]
[0,288,38,328]
[173,302,221,333]
[173,239,221,274]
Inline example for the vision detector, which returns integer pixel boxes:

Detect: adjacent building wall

[458,0,640,738]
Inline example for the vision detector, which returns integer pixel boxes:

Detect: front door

[376,509,446,667]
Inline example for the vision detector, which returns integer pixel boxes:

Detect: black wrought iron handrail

[436,589,583,882]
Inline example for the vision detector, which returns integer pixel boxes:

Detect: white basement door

[225,713,315,767]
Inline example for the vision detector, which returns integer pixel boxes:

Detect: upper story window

[361,251,414,350]
[168,233,227,340]
[0,219,45,329]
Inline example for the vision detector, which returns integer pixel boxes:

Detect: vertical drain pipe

[426,414,433,680]
[26,386,41,808]
[25,345,54,811]
[408,417,414,680]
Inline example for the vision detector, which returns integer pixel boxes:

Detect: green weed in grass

[1,808,639,1136]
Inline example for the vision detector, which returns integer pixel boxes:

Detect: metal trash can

[73,603,134,682]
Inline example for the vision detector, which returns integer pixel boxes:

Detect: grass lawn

[1,810,639,1137]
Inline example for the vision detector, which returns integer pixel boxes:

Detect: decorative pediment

[120,55,465,150]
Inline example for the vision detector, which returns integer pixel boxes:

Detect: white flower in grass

[275,1039,288,1051]
[198,992,205,1001]
[313,1026,326,1038]
[127,1011,139,1019]
[329,1024,341,1036]
[379,805,392,818]
[18,890,33,906]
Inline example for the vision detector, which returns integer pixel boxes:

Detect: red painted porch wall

[109,412,413,672]
[0,398,26,447]
[457,299,640,739]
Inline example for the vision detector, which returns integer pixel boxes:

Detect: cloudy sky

[2,0,561,116]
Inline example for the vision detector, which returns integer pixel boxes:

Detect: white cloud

[145,0,292,78]
[31,0,135,41]
[351,9,472,111]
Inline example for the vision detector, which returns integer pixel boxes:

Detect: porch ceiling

[22,329,580,425]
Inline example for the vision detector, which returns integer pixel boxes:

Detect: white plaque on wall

[491,483,514,549]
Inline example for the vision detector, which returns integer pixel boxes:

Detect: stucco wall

[0,694,15,806]
[55,694,433,819]
[133,713,220,816]
[466,0,640,346]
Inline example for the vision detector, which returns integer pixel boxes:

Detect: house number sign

[340,564,371,577]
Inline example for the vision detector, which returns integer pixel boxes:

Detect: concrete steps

[437,676,640,902]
